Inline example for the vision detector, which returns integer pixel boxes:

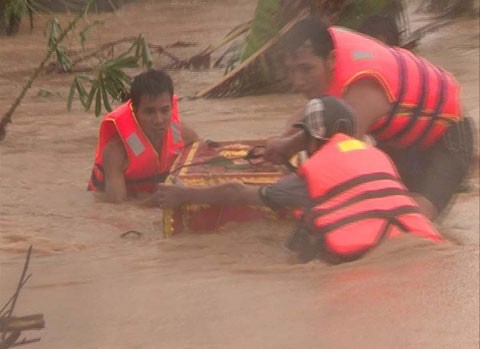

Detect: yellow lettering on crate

[337,139,366,152]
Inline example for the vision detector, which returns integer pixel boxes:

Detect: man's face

[134,92,172,145]
[284,44,333,99]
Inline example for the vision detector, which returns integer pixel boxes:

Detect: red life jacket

[298,134,442,262]
[87,95,184,193]
[326,27,462,149]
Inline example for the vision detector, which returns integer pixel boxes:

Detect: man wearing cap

[152,96,442,264]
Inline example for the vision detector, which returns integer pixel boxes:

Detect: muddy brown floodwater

[0,1,478,348]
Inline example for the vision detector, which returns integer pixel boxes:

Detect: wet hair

[357,15,401,46]
[129,69,174,109]
[281,16,334,59]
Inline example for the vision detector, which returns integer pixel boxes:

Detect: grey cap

[294,96,357,140]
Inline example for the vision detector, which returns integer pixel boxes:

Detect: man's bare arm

[342,78,392,137]
[180,122,200,146]
[102,138,129,203]
[264,129,308,165]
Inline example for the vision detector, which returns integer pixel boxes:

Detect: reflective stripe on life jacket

[87,95,184,193]
[298,134,441,262]
[326,27,462,149]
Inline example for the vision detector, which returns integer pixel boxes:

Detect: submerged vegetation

[0,0,38,35]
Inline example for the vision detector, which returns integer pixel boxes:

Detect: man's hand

[143,184,186,208]
[264,131,308,165]
[264,137,292,164]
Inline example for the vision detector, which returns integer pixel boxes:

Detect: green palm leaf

[240,0,283,62]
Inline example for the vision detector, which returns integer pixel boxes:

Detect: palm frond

[197,0,410,98]
[417,0,479,18]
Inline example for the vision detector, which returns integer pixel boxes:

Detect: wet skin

[283,44,335,99]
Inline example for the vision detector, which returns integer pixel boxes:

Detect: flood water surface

[0,1,478,348]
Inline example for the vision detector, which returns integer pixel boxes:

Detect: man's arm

[342,78,391,137]
[148,174,310,210]
[281,80,391,137]
[102,138,129,203]
[265,79,391,164]
[180,122,200,146]
[263,129,308,165]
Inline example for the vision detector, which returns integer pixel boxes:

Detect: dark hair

[357,15,400,46]
[281,16,334,59]
[129,69,174,109]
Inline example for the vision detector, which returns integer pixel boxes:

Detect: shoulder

[179,121,199,146]
[343,78,391,116]
[345,77,386,95]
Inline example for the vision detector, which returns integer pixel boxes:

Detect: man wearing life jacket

[264,16,475,220]
[88,69,199,203]
[150,96,442,264]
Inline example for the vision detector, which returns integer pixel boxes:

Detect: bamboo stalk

[0,246,45,348]
[0,314,45,333]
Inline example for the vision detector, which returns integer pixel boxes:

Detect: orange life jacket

[87,95,184,193]
[326,27,462,149]
[298,133,442,262]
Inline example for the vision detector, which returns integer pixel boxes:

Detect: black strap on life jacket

[411,65,448,147]
[312,187,409,216]
[389,55,429,142]
[371,48,408,135]
[311,205,420,235]
[308,205,419,264]
[311,172,400,205]
[305,171,420,263]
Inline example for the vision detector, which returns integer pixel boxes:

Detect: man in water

[151,96,442,264]
[88,69,198,203]
[264,16,474,220]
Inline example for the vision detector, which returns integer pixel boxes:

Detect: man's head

[130,69,174,145]
[295,96,357,155]
[282,16,335,99]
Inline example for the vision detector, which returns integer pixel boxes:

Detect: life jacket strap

[372,48,408,134]
[389,55,429,141]
[310,205,420,235]
[412,65,448,147]
[312,187,409,216]
[312,172,400,205]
